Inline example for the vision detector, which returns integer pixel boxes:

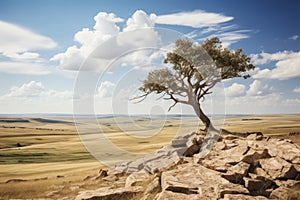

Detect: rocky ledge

[75,132,300,200]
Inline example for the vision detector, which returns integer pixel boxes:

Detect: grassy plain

[0,114,299,199]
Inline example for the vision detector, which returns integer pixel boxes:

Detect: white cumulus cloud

[51,9,253,72]
[0,81,73,113]
[124,10,156,32]
[6,81,45,98]
[246,80,270,96]
[51,10,160,72]
[251,51,300,80]
[225,83,246,97]
[2,81,73,99]
[97,81,115,98]
[51,12,124,70]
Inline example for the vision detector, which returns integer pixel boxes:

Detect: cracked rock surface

[75,132,300,200]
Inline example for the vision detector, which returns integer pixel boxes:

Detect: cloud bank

[251,51,300,80]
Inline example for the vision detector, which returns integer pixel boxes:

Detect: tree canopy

[134,37,256,131]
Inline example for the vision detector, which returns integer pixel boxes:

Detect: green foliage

[135,37,256,128]
[201,37,255,79]
[139,37,255,101]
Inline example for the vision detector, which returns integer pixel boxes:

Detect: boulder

[125,172,152,188]
[75,186,143,200]
[144,177,161,194]
[255,167,271,179]
[275,179,300,188]
[171,137,188,147]
[265,138,300,164]
[198,157,232,172]
[241,148,270,165]
[144,152,181,174]
[113,133,198,173]
[293,164,300,180]
[222,134,239,140]
[196,141,249,171]
[260,156,298,179]
[94,169,108,180]
[270,186,300,200]
[221,161,250,184]
[183,144,200,157]
[222,194,268,200]
[74,131,300,200]
[154,190,208,200]
[243,177,273,197]
[161,163,249,199]
[246,132,263,141]
[248,173,276,190]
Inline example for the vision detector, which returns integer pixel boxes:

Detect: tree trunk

[192,102,215,132]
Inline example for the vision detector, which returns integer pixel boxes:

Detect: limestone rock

[75,186,143,200]
[222,194,268,200]
[154,190,207,200]
[125,172,151,188]
[242,148,270,165]
[102,175,119,182]
[275,179,300,188]
[293,164,300,175]
[183,144,200,157]
[243,177,273,197]
[255,167,271,179]
[246,132,263,140]
[221,161,250,184]
[248,173,276,190]
[113,133,197,173]
[265,138,300,164]
[171,137,188,147]
[144,177,161,194]
[94,169,108,180]
[222,134,239,140]
[195,154,232,172]
[197,141,249,172]
[161,163,249,199]
[270,186,300,200]
[144,152,181,174]
[74,131,300,200]
[260,156,298,179]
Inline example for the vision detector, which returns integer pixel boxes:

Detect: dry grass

[0,114,299,199]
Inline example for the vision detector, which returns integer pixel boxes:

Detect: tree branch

[168,100,178,112]
[130,92,151,103]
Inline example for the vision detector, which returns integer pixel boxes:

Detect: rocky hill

[75,132,300,200]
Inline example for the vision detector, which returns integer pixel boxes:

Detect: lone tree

[133,37,255,132]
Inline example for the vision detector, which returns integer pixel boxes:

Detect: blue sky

[0,0,299,114]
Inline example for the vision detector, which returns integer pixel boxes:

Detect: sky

[0,0,300,115]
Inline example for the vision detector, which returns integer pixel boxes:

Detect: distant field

[0,114,299,199]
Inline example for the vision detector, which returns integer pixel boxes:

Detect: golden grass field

[0,114,299,199]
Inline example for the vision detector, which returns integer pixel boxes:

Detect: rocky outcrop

[75,132,300,200]
[259,156,298,179]
[75,186,143,200]
[161,163,249,199]
[114,132,197,174]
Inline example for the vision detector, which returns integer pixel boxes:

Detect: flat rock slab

[114,133,197,173]
[222,194,268,200]
[260,156,298,179]
[161,163,249,199]
[75,186,143,200]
